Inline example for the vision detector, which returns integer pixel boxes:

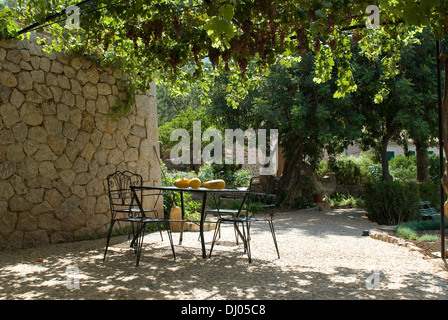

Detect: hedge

[364,181,420,225]
[418,183,445,210]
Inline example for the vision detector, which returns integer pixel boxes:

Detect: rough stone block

[0,211,17,236]
[9,89,25,108]
[0,103,20,128]
[10,195,32,212]
[16,212,37,231]
[20,102,43,126]
[23,230,49,248]
[17,72,33,91]
[0,70,17,87]
[82,83,98,100]
[0,181,14,200]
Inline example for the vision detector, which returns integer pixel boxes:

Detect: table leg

[179,191,185,245]
[200,192,207,258]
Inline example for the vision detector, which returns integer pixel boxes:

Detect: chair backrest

[243,176,277,218]
[107,171,143,218]
[210,176,277,218]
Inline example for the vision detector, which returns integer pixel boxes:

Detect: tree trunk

[278,140,304,207]
[380,118,394,181]
[438,51,448,218]
[415,140,429,183]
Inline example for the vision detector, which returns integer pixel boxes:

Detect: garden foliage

[363,181,420,225]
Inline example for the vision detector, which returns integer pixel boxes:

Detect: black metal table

[130,185,249,258]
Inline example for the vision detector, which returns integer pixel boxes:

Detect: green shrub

[364,162,383,182]
[324,193,365,208]
[363,181,420,225]
[197,164,215,182]
[395,226,418,240]
[389,155,417,182]
[231,169,252,187]
[317,152,381,185]
[198,163,251,187]
[332,158,363,185]
[318,152,443,187]
[428,153,445,185]
[419,183,444,210]
[317,156,362,185]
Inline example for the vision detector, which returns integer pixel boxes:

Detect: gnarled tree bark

[438,51,448,218]
[415,139,430,183]
[278,139,304,207]
[380,116,395,181]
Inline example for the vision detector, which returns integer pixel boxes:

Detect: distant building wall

[342,142,439,159]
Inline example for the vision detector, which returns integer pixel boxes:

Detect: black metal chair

[103,171,176,266]
[209,176,280,263]
[206,191,247,244]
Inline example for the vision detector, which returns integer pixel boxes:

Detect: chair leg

[237,222,247,251]
[165,222,176,260]
[158,223,164,241]
[233,223,239,245]
[135,222,146,266]
[269,221,280,259]
[130,222,140,249]
[233,222,251,262]
[209,220,222,258]
[244,222,252,263]
[135,222,176,266]
[103,220,115,261]
[128,222,133,243]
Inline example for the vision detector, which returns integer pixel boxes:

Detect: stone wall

[0,34,161,250]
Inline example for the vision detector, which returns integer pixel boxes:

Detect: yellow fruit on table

[173,177,190,188]
[202,179,226,190]
[189,178,201,189]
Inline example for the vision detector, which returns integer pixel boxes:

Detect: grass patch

[395,220,448,242]
[417,234,438,242]
[395,226,419,240]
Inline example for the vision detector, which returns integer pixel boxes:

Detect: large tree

[394,29,439,183]
[207,53,364,204]
[353,30,439,182]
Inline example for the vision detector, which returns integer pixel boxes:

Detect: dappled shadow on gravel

[271,207,373,238]
[1,208,447,300]
[0,243,446,300]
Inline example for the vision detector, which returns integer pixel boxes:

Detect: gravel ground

[1,207,448,300]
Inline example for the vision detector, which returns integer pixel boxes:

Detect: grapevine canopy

[1,0,448,111]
